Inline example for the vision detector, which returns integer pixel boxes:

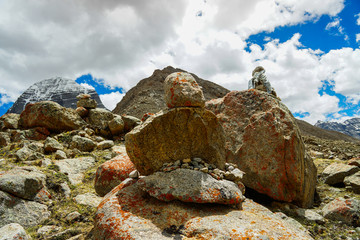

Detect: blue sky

[0,0,359,124]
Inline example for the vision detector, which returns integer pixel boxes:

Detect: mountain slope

[315,118,360,140]
[112,66,229,118]
[7,77,106,114]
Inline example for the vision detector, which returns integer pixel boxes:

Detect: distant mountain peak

[315,117,360,140]
[6,77,106,114]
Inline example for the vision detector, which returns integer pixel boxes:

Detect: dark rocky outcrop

[6,77,106,114]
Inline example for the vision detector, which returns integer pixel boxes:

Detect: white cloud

[356,13,360,25]
[99,91,126,111]
[79,83,95,90]
[326,18,340,30]
[1,0,357,125]
[356,33,360,42]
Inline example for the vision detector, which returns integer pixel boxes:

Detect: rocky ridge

[6,77,106,114]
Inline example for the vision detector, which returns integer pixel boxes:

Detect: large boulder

[137,169,244,206]
[125,107,226,175]
[206,90,317,208]
[94,154,136,197]
[164,72,205,108]
[93,179,312,239]
[18,101,86,132]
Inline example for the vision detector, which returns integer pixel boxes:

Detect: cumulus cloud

[99,91,126,111]
[0,0,357,124]
[356,33,360,42]
[356,13,360,25]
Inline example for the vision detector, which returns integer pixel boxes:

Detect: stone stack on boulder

[206,89,317,208]
[93,72,313,239]
[126,72,226,175]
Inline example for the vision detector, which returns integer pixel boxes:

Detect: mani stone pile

[125,72,245,208]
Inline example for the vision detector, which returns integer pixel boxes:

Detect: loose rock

[164,72,205,108]
[322,197,360,226]
[322,163,359,185]
[54,157,96,185]
[0,223,31,240]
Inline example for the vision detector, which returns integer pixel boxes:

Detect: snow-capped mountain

[6,77,106,114]
[315,118,360,140]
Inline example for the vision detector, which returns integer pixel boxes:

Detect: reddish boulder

[206,90,317,208]
[93,179,312,239]
[19,101,86,132]
[94,154,136,197]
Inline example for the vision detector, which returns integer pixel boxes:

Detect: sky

[0,0,359,124]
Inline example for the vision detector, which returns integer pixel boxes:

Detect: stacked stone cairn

[75,93,96,117]
[125,72,246,208]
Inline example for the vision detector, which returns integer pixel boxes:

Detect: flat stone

[322,163,359,185]
[54,157,95,185]
[0,190,50,228]
[55,150,67,159]
[74,193,102,208]
[138,169,244,206]
[97,140,114,150]
[0,223,31,240]
[0,167,46,200]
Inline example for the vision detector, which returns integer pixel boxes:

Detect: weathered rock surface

[74,193,102,208]
[138,169,244,206]
[44,137,63,153]
[70,135,96,152]
[164,72,205,108]
[322,197,360,226]
[19,101,86,132]
[206,90,317,208]
[77,98,97,109]
[122,115,141,133]
[97,140,114,150]
[0,190,50,228]
[94,154,136,197]
[125,107,226,175]
[87,108,113,132]
[108,115,124,135]
[0,167,46,200]
[322,163,359,185]
[0,223,31,240]
[0,132,10,147]
[54,157,95,185]
[0,113,20,130]
[93,179,312,239]
[344,171,360,193]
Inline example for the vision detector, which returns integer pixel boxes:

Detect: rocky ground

[0,133,359,239]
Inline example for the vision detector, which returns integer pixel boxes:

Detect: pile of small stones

[160,158,244,182]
